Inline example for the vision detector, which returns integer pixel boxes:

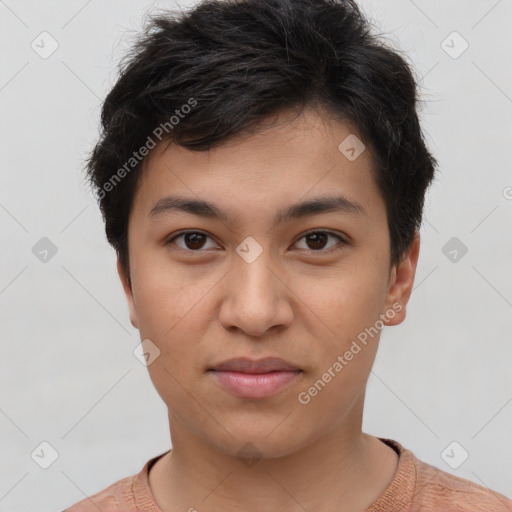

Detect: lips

[209,357,301,374]
[208,357,303,399]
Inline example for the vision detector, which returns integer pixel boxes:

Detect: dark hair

[85,0,437,288]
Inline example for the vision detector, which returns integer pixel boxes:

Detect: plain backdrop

[0,1,511,510]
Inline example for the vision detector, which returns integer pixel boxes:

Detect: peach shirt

[63,438,512,512]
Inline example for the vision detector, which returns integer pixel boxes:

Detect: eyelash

[165,230,348,255]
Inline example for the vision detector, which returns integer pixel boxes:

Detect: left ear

[383,231,420,326]
[117,257,139,330]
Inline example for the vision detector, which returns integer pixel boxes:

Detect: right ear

[117,258,138,329]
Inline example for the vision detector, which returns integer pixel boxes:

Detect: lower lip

[209,370,302,399]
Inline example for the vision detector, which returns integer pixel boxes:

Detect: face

[118,108,419,459]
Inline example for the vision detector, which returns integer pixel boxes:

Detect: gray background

[0,1,511,510]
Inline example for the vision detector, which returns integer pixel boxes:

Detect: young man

[64,0,512,510]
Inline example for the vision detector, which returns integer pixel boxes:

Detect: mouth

[207,357,303,399]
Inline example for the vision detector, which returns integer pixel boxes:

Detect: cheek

[131,269,212,403]
[132,258,213,338]
[139,286,207,421]
[293,283,384,429]
[290,264,388,407]
[291,263,389,343]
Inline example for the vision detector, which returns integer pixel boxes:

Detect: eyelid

[298,229,348,244]
[294,229,348,253]
[166,230,221,252]
[165,229,349,253]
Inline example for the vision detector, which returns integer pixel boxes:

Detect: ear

[383,231,420,326]
[117,258,138,329]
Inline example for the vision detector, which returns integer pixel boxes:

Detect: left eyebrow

[276,195,367,223]
[148,194,367,223]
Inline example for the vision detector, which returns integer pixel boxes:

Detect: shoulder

[61,450,169,512]
[412,455,512,512]
[62,474,136,512]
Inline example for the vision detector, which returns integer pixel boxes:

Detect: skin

[117,107,420,512]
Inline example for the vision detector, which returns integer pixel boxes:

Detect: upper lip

[209,357,301,374]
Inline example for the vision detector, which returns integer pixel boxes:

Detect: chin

[205,424,308,462]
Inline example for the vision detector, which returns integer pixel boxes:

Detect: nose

[218,252,294,337]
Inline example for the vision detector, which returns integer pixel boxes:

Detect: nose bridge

[219,241,292,335]
[233,244,278,303]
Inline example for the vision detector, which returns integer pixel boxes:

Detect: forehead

[130,108,384,225]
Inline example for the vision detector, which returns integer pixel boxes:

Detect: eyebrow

[149,194,367,224]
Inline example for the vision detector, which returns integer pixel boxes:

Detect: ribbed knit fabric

[63,438,512,511]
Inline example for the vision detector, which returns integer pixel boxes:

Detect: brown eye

[166,231,219,252]
[182,232,207,250]
[294,231,347,253]
[305,232,328,250]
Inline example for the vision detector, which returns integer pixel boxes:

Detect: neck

[149,413,399,512]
